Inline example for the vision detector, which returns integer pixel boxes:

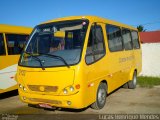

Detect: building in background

[139,31,160,77]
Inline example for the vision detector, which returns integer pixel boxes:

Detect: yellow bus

[16,16,142,109]
[0,24,32,94]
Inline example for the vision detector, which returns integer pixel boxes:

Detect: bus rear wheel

[91,83,107,110]
[123,71,137,89]
[128,71,137,89]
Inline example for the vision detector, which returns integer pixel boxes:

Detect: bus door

[85,23,107,94]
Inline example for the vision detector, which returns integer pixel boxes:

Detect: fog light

[63,89,68,94]
[70,86,74,92]
[67,101,71,105]
[19,84,22,88]
[22,96,26,100]
[23,87,27,91]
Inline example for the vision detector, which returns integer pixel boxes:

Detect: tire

[122,82,128,88]
[91,83,107,110]
[128,71,137,89]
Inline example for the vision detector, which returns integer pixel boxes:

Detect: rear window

[131,31,140,49]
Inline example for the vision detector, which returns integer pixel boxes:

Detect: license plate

[39,103,52,109]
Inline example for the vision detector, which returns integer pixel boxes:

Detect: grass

[137,76,160,88]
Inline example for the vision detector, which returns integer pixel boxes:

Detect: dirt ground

[0,86,160,119]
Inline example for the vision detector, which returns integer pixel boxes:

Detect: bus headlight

[69,86,74,92]
[23,87,27,91]
[61,85,78,95]
[63,89,68,94]
[19,84,22,88]
[19,84,27,92]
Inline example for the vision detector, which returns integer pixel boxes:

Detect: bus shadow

[43,107,89,113]
[56,107,88,112]
[0,90,18,99]
[107,86,122,97]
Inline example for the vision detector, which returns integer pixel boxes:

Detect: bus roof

[0,24,32,34]
[41,16,137,31]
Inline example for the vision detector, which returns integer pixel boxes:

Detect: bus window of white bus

[0,33,6,55]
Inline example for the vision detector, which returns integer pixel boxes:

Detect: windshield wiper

[24,51,45,70]
[38,53,70,68]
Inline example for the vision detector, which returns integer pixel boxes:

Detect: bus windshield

[19,20,89,68]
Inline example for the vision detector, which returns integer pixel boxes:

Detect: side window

[0,33,6,55]
[131,31,140,49]
[6,34,29,55]
[106,25,123,52]
[122,28,133,50]
[86,25,105,64]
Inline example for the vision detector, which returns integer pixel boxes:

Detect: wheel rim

[98,88,106,105]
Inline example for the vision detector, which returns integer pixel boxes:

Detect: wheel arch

[100,80,108,94]
[93,79,108,99]
[91,79,108,110]
[129,68,137,81]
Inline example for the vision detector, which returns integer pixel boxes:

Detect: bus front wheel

[91,83,107,110]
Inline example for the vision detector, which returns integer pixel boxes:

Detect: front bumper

[18,89,85,109]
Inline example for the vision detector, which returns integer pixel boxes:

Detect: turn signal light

[75,84,80,89]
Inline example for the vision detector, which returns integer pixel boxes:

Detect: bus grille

[28,98,62,104]
[28,85,58,92]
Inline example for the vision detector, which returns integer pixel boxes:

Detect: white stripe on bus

[0,64,17,89]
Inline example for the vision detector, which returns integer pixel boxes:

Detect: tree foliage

[137,25,146,32]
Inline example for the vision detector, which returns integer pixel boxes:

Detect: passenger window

[6,34,29,55]
[0,33,6,55]
[106,25,123,52]
[122,28,133,50]
[86,25,105,64]
[131,31,140,49]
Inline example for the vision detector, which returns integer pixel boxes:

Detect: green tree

[137,25,146,32]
